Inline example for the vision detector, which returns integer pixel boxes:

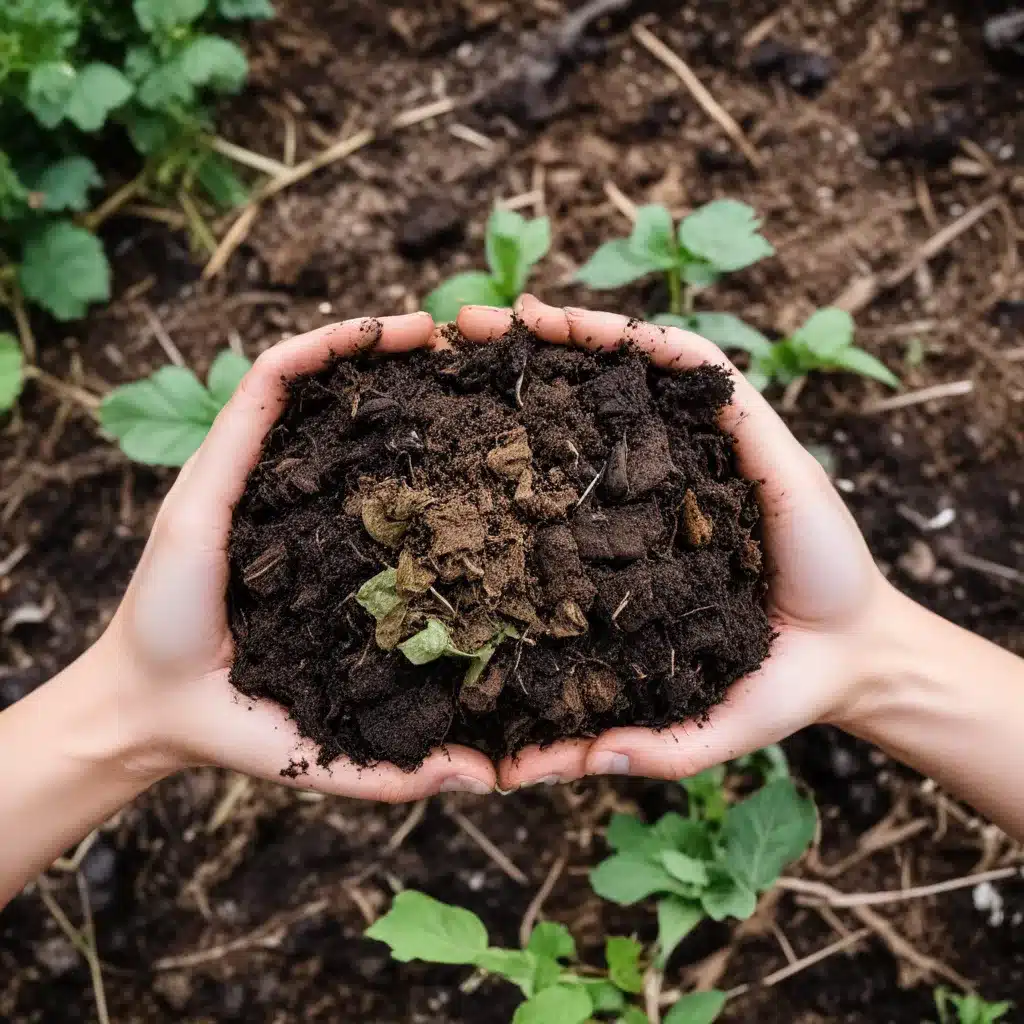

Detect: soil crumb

[228,322,772,770]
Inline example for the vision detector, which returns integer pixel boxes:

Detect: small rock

[973,880,1006,926]
[749,37,833,96]
[898,539,937,582]
[868,108,972,166]
[602,438,629,502]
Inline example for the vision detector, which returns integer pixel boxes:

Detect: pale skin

[2,297,1023,909]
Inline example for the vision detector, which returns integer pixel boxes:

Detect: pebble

[898,539,937,582]
[973,881,1006,927]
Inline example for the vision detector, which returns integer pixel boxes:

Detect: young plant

[365,890,727,1024]
[662,306,900,392]
[99,348,250,465]
[575,200,773,317]
[424,208,551,322]
[591,773,815,967]
[0,0,271,324]
[934,988,1013,1024]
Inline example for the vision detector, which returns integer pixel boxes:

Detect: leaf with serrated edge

[365,891,488,964]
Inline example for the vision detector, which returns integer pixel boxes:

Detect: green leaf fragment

[65,63,133,131]
[792,307,854,358]
[206,349,251,407]
[355,568,402,620]
[689,312,773,358]
[19,221,110,321]
[577,978,626,1014]
[195,154,250,210]
[217,0,275,17]
[485,209,550,297]
[700,871,757,921]
[590,853,695,905]
[829,346,900,388]
[180,35,249,92]
[618,1009,650,1024]
[512,984,592,1024]
[31,156,102,213]
[25,62,76,128]
[663,990,727,1024]
[424,272,509,323]
[0,334,25,412]
[659,851,710,888]
[678,199,774,273]
[720,778,817,893]
[575,239,665,289]
[656,896,704,967]
[630,204,678,267]
[134,0,208,33]
[365,891,488,965]
[527,921,576,962]
[398,618,467,665]
[474,949,560,997]
[606,936,644,994]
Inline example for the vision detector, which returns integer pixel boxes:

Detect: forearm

[0,638,169,907]
[841,586,1024,840]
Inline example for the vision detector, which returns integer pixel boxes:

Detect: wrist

[61,633,185,786]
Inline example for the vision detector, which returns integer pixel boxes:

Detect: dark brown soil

[227,323,772,770]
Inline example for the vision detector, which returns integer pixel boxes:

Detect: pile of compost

[227,322,773,771]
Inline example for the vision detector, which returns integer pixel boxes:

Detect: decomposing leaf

[362,481,432,547]
[549,599,589,638]
[396,548,436,595]
[460,662,505,714]
[355,568,402,620]
[375,602,409,649]
[399,618,466,665]
[682,490,713,547]
[486,428,532,480]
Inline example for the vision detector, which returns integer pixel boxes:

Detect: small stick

[862,379,973,413]
[575,463,605,508]
[140,303,186,367]
[392,96,458,128]
[387,798,428,852]
[210,136,290,177]
[942,548,1024,587]
[449,123,495,150]
[206,773,252,833]
[633,24,762,169]
[429,586,458,616]
[644,965,664,1024]
[611,591,632,623]
[0,542,29,579]
[11,284,36,363]
[518,853,567,948]
[499,190,545,213]
[446,808,529,885]
[603,180,638,222]
[76,872,111,1024]
[778,865,1021,909]
[23,366,101,414]
[771,922,798,965]
[51,830,100,873]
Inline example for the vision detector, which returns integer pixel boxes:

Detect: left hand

[103,312,496,801]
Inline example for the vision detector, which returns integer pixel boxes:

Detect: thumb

[584,629,841,780]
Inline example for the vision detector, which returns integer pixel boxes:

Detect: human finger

[497,740,592,790]
[456,305,515,341]
[170,670,496,801]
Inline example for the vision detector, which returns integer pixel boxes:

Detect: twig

[23,366,101,414]
[429,586,457,616]
[209,136,290,177]
[387,798,428,852]
[575,464,605,508]
[446,807,529,885]
[862,379,973,413]
[449,123,495,150]
[771,923,798,965]
[644,964,663,1024]
[391,96,458,128]
[10,283,36,363]
[0,541,29,578]
[83,173,146,231]
[140,303,186,367]
[778,866,1021,910]
[178,189,218,257]
[632,24,762,169]
[611,591,632,623]
[727,928,872,997]
[51,830,99,873]
[76,872,110,1024]
[518,853,567,948]
[345,885,378,926]
[941,548,1024,587]
[499,190,545,213]
[816,818,930,879]
[603,181,638,222]
[835,196,1002,315]
[206,774,252,833]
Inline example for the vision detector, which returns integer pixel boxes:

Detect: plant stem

[682,284,695,316]
[11,283,36,364]
[667,266,682,316]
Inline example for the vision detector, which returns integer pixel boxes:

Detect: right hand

[456,296,897,790]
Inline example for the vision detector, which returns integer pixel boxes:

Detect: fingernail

[524,774,562,787]
[461,304,505,313]
[440,775,493,795]
[589,752,630,776]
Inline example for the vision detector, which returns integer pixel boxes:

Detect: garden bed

[1,1,1022,1021]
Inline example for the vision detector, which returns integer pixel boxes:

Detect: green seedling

[99,348,251,465]
[365,890,727,1024]
[0,0,271,323]
[592,771,815,967]
[657,306,900,392]
[575,200,773,316]
[424,208,551,322]
[934,988,1013,1024]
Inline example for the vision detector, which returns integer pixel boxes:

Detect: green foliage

[592,757,815,966]
[99,348,250,465]
[355,568,403,621]
[664,307,900,391]
[934,988,1013,1024]
[398,618,468,665]
[0,332,24,411]
[424,208,551,321]
[575,200,773,312]
[367,889,725,1024]
[0,0,270,323]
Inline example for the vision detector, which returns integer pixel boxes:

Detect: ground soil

[228,324,771,769]
[1,1,1023,1022]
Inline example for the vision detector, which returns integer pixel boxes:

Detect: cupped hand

[456,295,893,790]
[104,313,496,801]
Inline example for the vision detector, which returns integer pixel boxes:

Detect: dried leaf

[375,601,409,649]
[486,428,532,480]
[682,490,713,547]
[362,481,432,547]
[461,662,505,714]
[356,568,402,620]
[399,618,465,665]
[396,549,436,595]
[549,599,589,638]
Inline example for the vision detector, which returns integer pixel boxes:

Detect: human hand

[101,313,497,800]
[455,295,896,789]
